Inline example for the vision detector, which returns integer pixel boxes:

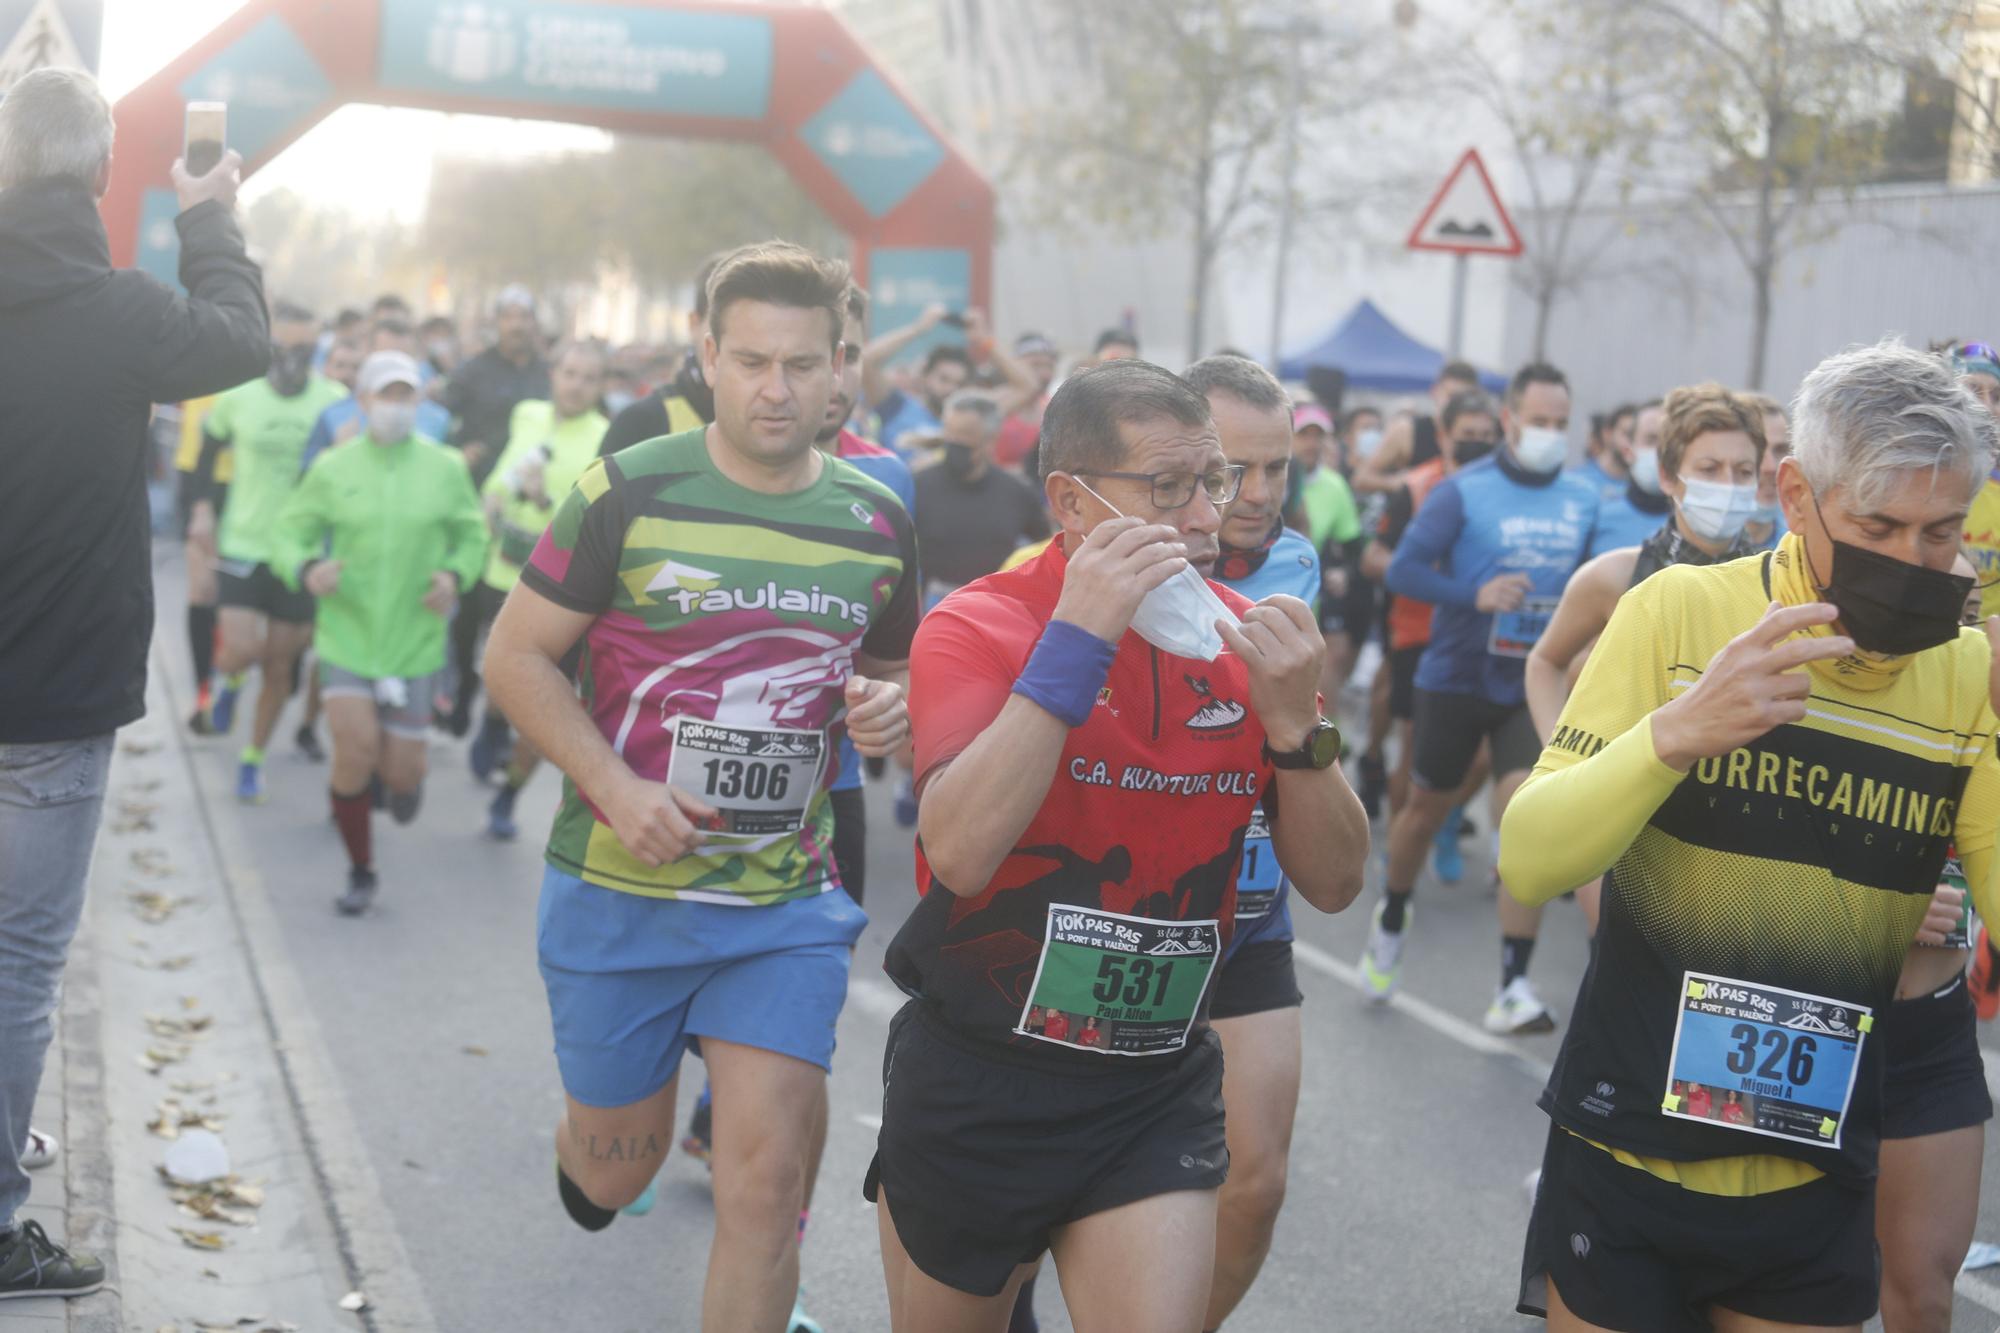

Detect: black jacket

[600,350,714,456]
[0,179,269,742]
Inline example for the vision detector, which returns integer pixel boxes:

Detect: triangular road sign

[1407,148,1523,258]
[0,0,86,95]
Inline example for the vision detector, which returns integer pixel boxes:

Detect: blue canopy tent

[1277,299,1506,393]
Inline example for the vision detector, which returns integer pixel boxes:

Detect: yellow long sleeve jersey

[1500,545,2000,1189]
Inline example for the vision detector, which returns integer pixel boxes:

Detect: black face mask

[1805,493,1973,656]
[268,343,313,397]
[943,442,978,479]
[1453,436,1497,466]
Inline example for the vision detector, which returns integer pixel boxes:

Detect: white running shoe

[1484,976,1557,1035]
[21,1128,57,1171]
[1359,900,1410,1004]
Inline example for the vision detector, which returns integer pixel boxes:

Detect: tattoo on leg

[569,1125,665,1164]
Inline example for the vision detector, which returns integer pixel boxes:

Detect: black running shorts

[829,785,868,908]
[1210,939,1302,1020]
[1387,643,1424,722]
[217,559,315,625]
[1411,688,1539,791]
[1518,1125,1878,1332]
[866,1002,1228,1297]
[1881,972,1993,1140]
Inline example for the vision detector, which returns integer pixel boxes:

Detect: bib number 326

[1016,905,1220,1057]
[1662,971,1870,1149]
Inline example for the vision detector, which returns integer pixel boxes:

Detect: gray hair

[942,389,1002,436]
[0,68,113,190]
[1792,340,1996,512]
[1182,355,1290,414]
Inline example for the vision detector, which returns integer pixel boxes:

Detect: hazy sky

[100,0,607,221]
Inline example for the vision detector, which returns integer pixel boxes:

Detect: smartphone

[939,311,968,329]
[184,102,226,176]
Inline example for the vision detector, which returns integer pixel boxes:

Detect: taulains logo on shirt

[1183,675,1246,732]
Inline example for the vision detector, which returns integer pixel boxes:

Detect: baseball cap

[1015,332,1058,358]
[359,350,424,396]
[1292,403,1333,433]
[495,283,537,314]
[1953,340,2000,383]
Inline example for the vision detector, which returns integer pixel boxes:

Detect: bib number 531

[1093,955,1178,1008]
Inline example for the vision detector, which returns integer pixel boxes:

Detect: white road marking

[1956,1267,2000,1315]
[847,976,908,1023]
[1291,939,1555,1085]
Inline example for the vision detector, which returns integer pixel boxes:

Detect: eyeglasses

[1072,464,1246,510]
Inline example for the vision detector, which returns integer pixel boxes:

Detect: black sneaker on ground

[337,868,379,917]
[0,1220,105,1299]
[294,724,325,763]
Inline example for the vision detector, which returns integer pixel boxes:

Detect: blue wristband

[1012,620,1118,727]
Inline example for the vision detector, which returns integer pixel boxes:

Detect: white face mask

[1629,448,1662,495]
[1071,479,1239,661]
[1512,425,1568,474]
[367,400,418,442]
[1677,477,1759,544]
[1355,427,1384,458]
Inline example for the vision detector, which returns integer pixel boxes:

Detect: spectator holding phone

[0,69,269,1298]
[861,303,1043,456]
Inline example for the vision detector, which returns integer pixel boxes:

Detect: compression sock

[556,1162,617,1233]
[330,787,373,873]
[188,605,216,684]
[1379,889,1414,933]
[240,745,264,767]
[1501,935,1537,987]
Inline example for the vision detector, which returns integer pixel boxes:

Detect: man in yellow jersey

[1952,341,2000,619]
[1500,341,2000,1333]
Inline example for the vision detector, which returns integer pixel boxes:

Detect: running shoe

[893,776,918,829]
[295,724,325,763]
[235,761,264,805]
[1973,924,2000,1021]
[0,1220,104,1299]
[208,674,244,735]
[188,684,214,736]
[789,1292,824,1333]
[682,1083,713,1165]
[336,868,378,918]
[486,789,518,842]
[20,1128,57,1171]
[1431,807,1464,884]
[469,715,512,786]
[1356,752,1387,821]
[1483,976,1557,1035]
[1359,900,1409,1003]
[620,1182,657,1217]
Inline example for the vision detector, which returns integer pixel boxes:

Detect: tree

[1615,0,1955,387]
[1008,0,1317,359]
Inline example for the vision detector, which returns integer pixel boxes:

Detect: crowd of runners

[6,63,2000,1333]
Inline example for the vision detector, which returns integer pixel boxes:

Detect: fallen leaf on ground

[146,1013,214,1039]
[338,1291,369,1312]
[172,1226,229,1251]
[154,955,197,971]
[140,1043,192,1074]
[129,848,174,878]
[110,799,159,833]
[129,890,194,921]
[125,778,163,793]
[148,1098,226,1140]
[120,739,160,756]
[461,1045,488,1057]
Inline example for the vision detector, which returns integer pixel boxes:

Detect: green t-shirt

[208,375,347,565]
[1300,467,1361,554]
[480,400,610,593]
[269,435,489,680]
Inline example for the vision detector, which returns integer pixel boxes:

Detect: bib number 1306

[666,718,824,837]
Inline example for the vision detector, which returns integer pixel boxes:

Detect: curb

[58,905,120,1333]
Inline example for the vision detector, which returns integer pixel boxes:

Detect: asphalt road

[151,551,2000,1333]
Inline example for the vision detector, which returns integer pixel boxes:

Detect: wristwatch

[1265,718,1341,771]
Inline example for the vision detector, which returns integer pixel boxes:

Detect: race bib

[1016,905,1220,1057]
[1662,971,1870,1149]
[373,676,408,710]
[666,718,825,837]
[1488,594,1560,659]
[1235,807,1283,923]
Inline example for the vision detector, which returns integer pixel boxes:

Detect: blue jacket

[830,443,917,794]
[1388,452,1598,706]
[1591,483,1672,556]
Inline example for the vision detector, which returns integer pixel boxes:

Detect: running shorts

[1411,689,1539,791]
[1518,1124,1878,1332]
[319,664,436,740]
[829,785,868,908]
[537,868,865,1108]
[1209,939,1302,1020]
[217,559,315,625]
[1880,971,1992,1140]
[1387,643,1425,722]
[865,1002,1228,1296]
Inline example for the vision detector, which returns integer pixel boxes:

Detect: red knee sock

[331,787,373,872]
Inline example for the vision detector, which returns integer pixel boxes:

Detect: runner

[1574,402,1637,508]
[481,242,917,1333]
[912,391,1050,606]
[1873,554,1991,1333]
[1183,355,1326,1332]
[473,340,610,835]
[1287,403,1364,696]
[1351,360,1480,496]
[1364,363,1598,1033]
[1743,393,1793,550]
[862,306,972,454]
[600,252,722,455]
[1587,399,1671,553]
[1952,342,2000,617]
[270,350,488,914]
[870,358,1366,1333]
[1524,384,1766,930]
[1357,389,1501,840]
[995,332,1061,471]
[175,389,229,733]
[1501,340,1999,1332]
[190,301,347,802]
[441,284,549,486]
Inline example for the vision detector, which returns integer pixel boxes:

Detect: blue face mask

[1748,500,1781,525]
